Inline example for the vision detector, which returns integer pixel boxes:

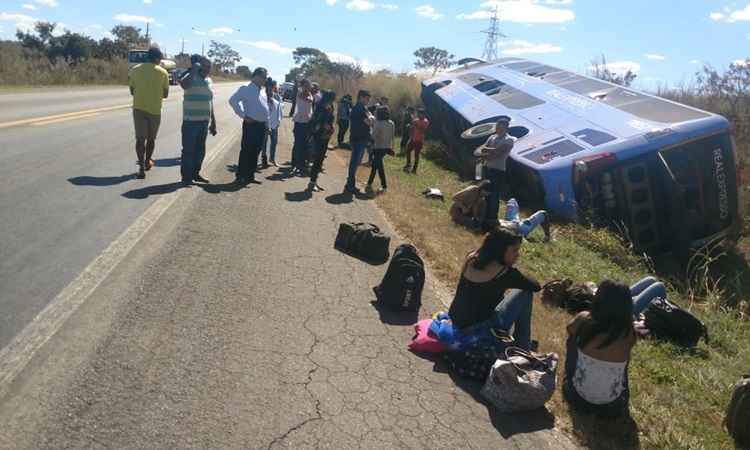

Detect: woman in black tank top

[448,228,541,350]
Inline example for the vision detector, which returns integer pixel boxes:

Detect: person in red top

[404,109,430,174]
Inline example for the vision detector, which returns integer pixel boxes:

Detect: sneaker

[193,173,210,183]
[312,184,324,192]
[270,160,278,167]
[137,168,146,179]
[378,187,387,194]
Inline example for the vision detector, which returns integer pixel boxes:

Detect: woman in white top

[366,107,395,194]
[563,279,635,418]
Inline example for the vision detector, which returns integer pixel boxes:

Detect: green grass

[364,139,750,450]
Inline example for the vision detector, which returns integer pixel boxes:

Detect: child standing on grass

[366,106,395,194]
[404,109,430,174]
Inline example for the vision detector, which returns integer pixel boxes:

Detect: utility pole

[481,7,506,62]
[145,22,150,44]
[181,38,185,55]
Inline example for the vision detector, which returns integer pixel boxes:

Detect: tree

[236,65,252,79]
[413,47,455,76]
[48,31,96,64]
[16,21,57,53]
[696,60,750,140]
[110,25,149,49]
[92,37,121,60]
[207,40,241,72]
[588,55,637,87]
[328,61,364,92]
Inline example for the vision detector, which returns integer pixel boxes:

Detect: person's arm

[484,140,513,160]
[162,71,169,99]
[209,101,217,135]
[179,67,195,90]
[567,312,588,337]
[509,268,541,292]
[228,88,246,119]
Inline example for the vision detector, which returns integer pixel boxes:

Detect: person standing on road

[474,116,515,228]
[261,79,283,168]
[178,55,217,186]
[337,94,352,148]
[404,108,430,174]
[344,90,372,194]
[229,67,270,184]
[366,106,394,194]
[291,79,314,176]
[129,46,169,179]
[307,90,337,193]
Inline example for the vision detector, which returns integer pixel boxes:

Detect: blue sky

[2,0,750,90]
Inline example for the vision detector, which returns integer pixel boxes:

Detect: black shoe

[181,179,193,187]
[248,178,262,184]
[137,168,146,179]
[235,176,247,184]
[193,174,210,183]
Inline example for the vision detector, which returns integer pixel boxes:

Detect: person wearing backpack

[447,228,541,351]
[563,280,635,418]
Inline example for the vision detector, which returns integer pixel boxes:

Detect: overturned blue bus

[421,58,745,255]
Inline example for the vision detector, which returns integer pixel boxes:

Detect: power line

[481,7,506,62]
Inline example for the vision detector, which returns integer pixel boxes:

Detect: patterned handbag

[480,347,559,412]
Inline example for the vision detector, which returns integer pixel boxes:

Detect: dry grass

[361,138,750,450]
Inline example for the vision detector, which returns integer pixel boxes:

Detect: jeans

[238,121,266,180]
[260,127,278,164]
[504,198,548,237]
[337,119,349,146]
[367,149,388,189]
[464,289,534,351]
[631,276,666,316]
[292,122,309,171]
[346,139,368,190]
[485,168,506,223]
[181,120,208,182]
[310,135,330,184]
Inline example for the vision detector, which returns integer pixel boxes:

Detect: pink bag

[408,319,446,353]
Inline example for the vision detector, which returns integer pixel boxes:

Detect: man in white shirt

[229,67,270,184]
[474,116,515,228]
[292,79,313,175]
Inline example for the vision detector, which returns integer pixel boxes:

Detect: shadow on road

[567,405,640,450]
[285,189,312,202]
[122,182,185,199]
[325,192,354,205]
[266,167,294,181]
[153,157,181,167]
[198,181,246,194]
[68,174,135,186]
[369,300,418,326]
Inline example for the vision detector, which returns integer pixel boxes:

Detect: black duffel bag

[374,244,425,312]
[335,222,391,263]
[643,297,708,347]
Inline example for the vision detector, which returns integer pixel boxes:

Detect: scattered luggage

[408,318,446,353]
[422,188,445,201]
[334,222,391,263]
[643,297,708,348]
[541,279,594,314]
[443,329,515,381]
[480,348,559,413]
[725,374,750,448]
[374,244,425,312]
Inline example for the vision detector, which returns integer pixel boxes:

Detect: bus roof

[424,57,726,142]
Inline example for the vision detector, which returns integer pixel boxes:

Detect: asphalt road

[0,82,246,348]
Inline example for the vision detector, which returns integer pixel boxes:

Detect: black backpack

[335,222,391,263]
[373,244,425,312]
[725,375,750,448]
[643,298,708,348]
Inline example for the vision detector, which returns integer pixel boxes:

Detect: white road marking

[0,126,240,399]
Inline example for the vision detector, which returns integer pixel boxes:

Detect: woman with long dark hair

[447,228,541,350]
[307,90,337,192]
[563,280,635,418]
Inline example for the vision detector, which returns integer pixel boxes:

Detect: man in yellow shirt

[129,47,169,178]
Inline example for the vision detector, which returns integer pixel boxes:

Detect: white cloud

[500,39,563,55]
[381,4,398,10]
[644,53,665,60]
[588,60,641,76]
[689,59,701,64]
[346,0,375,11]
[326,50,389,72]
[113,13,155,24]
[733,59,749,67]
[416,4,443,20]
[458,0,575,24]
[193,30,207,35]
[209,26,234,34]
[326,0,337,4]
[710,6,750,23]
[144,0,153,3]
[22,4,37,10]
[236,40,293,54]
[545,0,572,4]
[0,12,38,32]
[35,0,58,7]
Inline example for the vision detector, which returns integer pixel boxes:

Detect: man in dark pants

[344,89,372,194]
[474,117,515,229]
[337,94,352,148]
[229,67,269,184]
[178,55,217,186]
[291,79,313,175]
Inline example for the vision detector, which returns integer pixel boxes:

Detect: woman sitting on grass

[447,228,541,351]
[564,280,635,418]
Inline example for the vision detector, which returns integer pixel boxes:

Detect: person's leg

[144,113,161,168]
[630,276,658,296]
[346,140,366,191]
[633,281,667,316]
[260,133,268,166]
[194,121,209,180]
[180,121,197,183]
[404,142,413,169]
[412,142,422,173]
[485,169,502,224]
[378,151,387,189]
[337,120,345,146]
[367,160,377,186]
[493,289,534,350]
[340,120,349,146]
[291,122,301,170]
[248,123,266,181]
[132,110,147,176]
[451,205,477,228]
[309,138,328,185]
[269,128,278,164]
[237,121,251,180]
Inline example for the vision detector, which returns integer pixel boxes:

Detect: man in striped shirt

[179,55,217,185]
